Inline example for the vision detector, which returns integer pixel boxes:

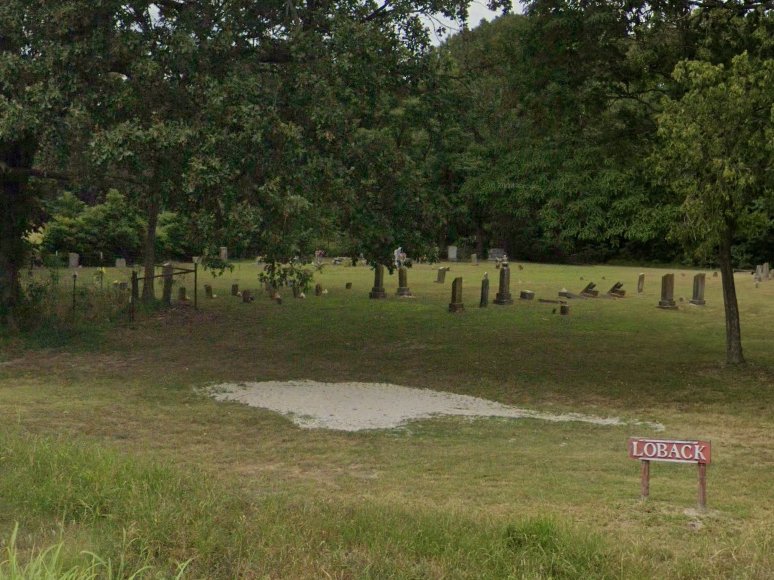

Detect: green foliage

[40,191,144,264]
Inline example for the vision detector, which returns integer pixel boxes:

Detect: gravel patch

[208,380,664,432]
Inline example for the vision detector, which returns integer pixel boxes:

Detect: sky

[427,1,523,45]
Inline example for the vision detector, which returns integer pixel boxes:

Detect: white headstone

[115,258,126,269]
[447,245,458,261]
[471,253,478,264]
[219,246,228,261]
[68,253,79,268]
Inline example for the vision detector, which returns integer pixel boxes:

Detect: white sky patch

[207,380,665,432]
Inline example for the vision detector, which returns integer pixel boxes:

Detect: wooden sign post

[628,438,711,508]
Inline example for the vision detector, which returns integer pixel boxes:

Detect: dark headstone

[580,282,598,297]
[493,266,513,305]
[608,282,625,297]
[690,273,706,305]
[637,273,645,294]
[449,277,464,313]
[560,305,570,316]
[178,286,188,301]
[396,267,412,297]
[205,284,214,299]
[369,264,386,299]
[345,282,352,289]
[231,283,239,296]
[519,290,535,300]
[479,274,489,308]
[242,289,252,303]
[713,271,718,278]
[658,274,677,309]
[315,283,323,296]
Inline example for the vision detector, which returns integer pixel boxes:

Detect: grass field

[1,261,772,578]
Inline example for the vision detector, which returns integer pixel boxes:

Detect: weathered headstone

[479,273,489,307]
[580,282,598,297]
[637,274,645,294]
[369,264,386,299]
[315,283,323,296]
[608,282,625,297]
[470,253,478,265]
[219,246,228,261]
[519,290,535,300]
[488,248,506,261]
[68,252,79,268]
[231,283,239,296]
[242,289,252,303]
[115,258,127,269]
[560,305,570,316]
[435,267,449,284]
[178,286,188,301]
[447,245,458,262]
[764,262,771,280]
[205,284,214,299]
[658,274,677,309]
[161,262,174,305]
[690,273,706,305]
[345,282,352,289]
[396,266,412,297]
[449,277,464,313]
[493,266,513,305]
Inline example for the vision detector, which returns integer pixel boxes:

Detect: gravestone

[560,305,570,316]
[637,273,645,294]
[396,267,412,297]
[755,264,763,279]
[608,282,625,297]
[161,262,174,306]
[519,290,535,300]
[447,245,458,262]
[713,271,718,278]
[479,273,489,308]
[658,274,677,309]
[435,267,449,284]
[764,262,771,280]
[178,286,188,301]
[449,277,464,313]
[205,284,214,299]
[369,265,386,299]
[315,283,323,296]
[115,258,127,269]
[345,282,352,289]
[580,282,598,297]
[488,248,506,261]
[493,266,513,305]
[242,289,252,303]
[690,273,706,305]
[219,246,228,261]
[471,253,478,265]
[231,283,239,296]
[68,253,79,268]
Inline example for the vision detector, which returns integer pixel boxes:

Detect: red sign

[628,438,711,464]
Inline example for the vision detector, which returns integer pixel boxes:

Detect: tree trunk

[141,196,160,303]
[475,223,485,257]
[718,232,745,365]
[0,138,37,325]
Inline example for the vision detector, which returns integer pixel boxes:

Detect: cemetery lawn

[1,262,772,578]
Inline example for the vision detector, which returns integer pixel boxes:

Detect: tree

[653,52,773,364]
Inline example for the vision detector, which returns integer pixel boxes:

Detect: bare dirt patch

[208,380,665,432]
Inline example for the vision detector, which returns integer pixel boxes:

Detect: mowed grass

[1,261,772,578]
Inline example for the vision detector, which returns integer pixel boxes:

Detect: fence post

[130,271,138,323]
[72,273,77,312]
[193,259,199,310]
[162,262,174,306]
